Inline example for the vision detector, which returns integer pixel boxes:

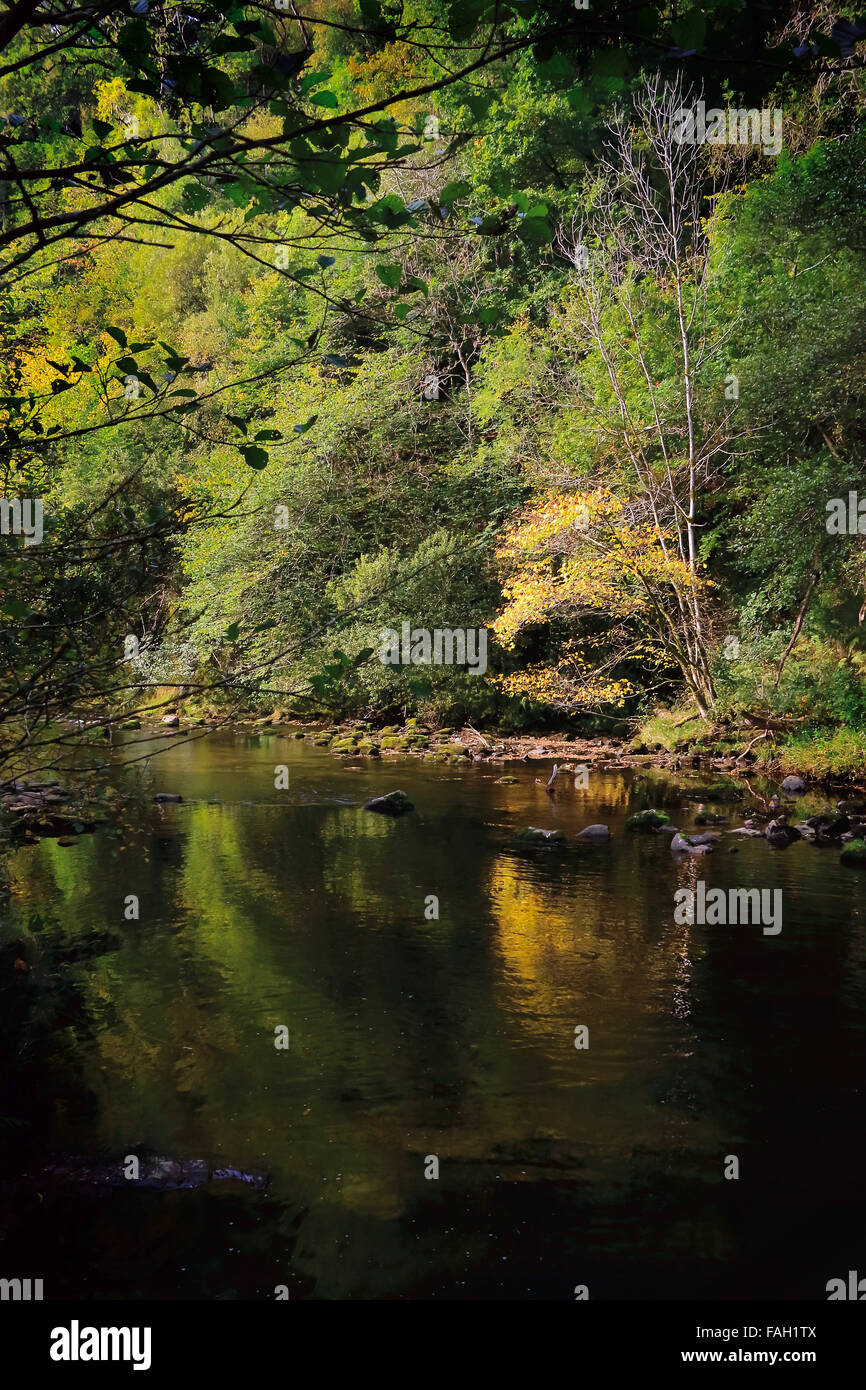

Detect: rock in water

[671,832,712,855]
[363,790,414,817]
[515,826,566,846]
[162,713,179,727]
[840,839,866,868]
[765,816,801,848]
[153,792,183,803]
[626,809,671,830]
[36,1155,268,1191]
[576,824,610,841]
[780,774,806,795]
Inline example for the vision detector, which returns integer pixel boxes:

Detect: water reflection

[0,737,864,1298]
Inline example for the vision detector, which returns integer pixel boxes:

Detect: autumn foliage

[492,490,711,711]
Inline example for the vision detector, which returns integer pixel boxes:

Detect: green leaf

[292,414,318,435]
[517,215,553,246]
[310,91,339,109]
[403,275,428,296]
[241,445,269,469]
[375,263,402,290]
[439,179,471,206]
[2,599,33,619]
[182,183,210,213]
[464,91,493,122]
[105,326,127,349]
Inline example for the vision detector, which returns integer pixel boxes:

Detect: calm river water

[1,733,863,1299]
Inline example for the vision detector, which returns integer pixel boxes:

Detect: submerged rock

[515,826,566,846]
[364,790,414,817]
[626,809,671,830]
[153,792,183,803]
[36,1155,268,1191]
[840,839,866,867]
[576,824,610,841]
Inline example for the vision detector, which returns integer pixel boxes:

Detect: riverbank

[187,712,866,792]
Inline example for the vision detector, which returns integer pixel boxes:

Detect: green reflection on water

[1,738,864,1299]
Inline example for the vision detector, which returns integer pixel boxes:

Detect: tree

[492,488,709,712]
[549,74,747,714]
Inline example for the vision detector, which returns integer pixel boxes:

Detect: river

[1,732,863,1299]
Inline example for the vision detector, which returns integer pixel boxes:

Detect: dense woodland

[3,0,866,782]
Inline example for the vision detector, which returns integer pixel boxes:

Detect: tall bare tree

[555,74,748,715]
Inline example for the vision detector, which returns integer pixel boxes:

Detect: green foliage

[4,2,866,771]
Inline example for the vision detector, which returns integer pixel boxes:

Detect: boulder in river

[671,832,712,855]
[153,793,183,803]
[804,812,850,843]
[840,839,866,867]
[780,774,807,795]
[626,808,670,830]
[364,790,414,817]
[515,826,566,847]
[765,816,802,848]
[161,713,179,727]
[576,824,610,841]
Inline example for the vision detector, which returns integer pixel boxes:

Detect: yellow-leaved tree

[492,489,713,714]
